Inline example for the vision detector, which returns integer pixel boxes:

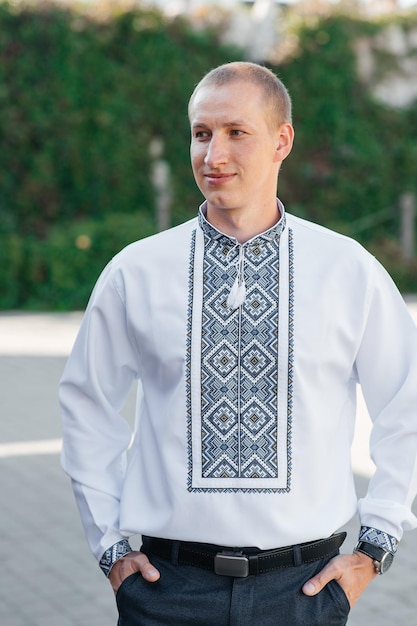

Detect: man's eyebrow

[192,119,249,128]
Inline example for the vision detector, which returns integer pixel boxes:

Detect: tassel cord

[227,245,246,309]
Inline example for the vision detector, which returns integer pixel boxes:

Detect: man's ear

[274,123,294,163]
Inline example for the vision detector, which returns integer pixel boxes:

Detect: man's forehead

[189,81,265,121]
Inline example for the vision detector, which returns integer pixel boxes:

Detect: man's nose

[204,134,228,167]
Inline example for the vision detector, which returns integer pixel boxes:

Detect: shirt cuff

[358,526,399,554]
[99,538,133,577]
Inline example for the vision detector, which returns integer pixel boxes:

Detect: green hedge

[276,14,417,234]
[275,13,417,292]
[0,3,416,309]
[1,212,157,310]
[0,234,23,309]
[0,2,240,308]
[0,1,240,240]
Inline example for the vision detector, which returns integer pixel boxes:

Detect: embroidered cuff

[99,539,133,577]
[358,526,398,554]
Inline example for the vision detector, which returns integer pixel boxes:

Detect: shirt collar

[198,199,287,246]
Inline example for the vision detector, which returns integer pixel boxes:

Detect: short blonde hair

[188,61,292,129]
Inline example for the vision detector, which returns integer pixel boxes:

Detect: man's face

[189,80,283,218]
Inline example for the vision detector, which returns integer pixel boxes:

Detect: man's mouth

[204,173,236,184]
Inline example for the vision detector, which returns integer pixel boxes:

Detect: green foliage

[277,14,417,244]
[367,237,417,294]
[0,4,416,309]
[0,1,240,309]
[0,1,239,240]
[0,234,23,309]
[24,211,157,310]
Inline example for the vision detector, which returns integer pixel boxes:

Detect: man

[60,62,417,625]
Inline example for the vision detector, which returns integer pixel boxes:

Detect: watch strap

[354,540,394,574]
[355,541,386,562]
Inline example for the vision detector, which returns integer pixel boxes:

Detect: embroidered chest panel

[186,227,294,493]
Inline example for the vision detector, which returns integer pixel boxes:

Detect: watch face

[379,551,394,574]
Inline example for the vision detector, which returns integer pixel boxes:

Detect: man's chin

[204,193,239,212]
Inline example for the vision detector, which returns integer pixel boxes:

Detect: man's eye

[195,131,209,139]
[230,129,244,136]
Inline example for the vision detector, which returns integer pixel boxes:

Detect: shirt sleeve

[99,539,133,577]
[60,260,139,561]
[354,258,417,541]
[357,526,398,554]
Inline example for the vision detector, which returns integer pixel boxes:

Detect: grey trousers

[116,550,350,626]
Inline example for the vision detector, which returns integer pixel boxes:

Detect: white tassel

[227,275,246,309]
[227,246,246,309]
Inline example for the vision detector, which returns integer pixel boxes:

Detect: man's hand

[302,552,378,608]
[108,551,161,594]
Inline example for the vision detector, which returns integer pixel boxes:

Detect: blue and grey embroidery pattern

[201,236,280,480]
[359,526,398,554]
[99,538,132,577]
[187,214,294,493]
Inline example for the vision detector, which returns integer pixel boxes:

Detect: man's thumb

[302,579,320,596]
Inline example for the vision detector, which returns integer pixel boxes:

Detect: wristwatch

[354,540,394,574]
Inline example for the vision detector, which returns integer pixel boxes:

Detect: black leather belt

[142,532,346,578]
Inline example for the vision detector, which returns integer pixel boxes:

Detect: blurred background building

[141,0,417,108]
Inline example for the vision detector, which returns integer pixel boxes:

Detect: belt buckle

[214,551,249,577]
